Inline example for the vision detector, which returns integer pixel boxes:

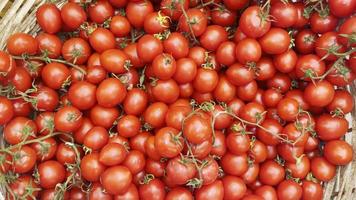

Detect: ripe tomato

[81,153,106,182]
[68,81,96,110]
[41,62,70,89]
[7,33,38,56]
[324,140,353,165]
[259,28,290,55]
[277,180,302,200]
[315,32,345,61]
[259,160,285,186]
[235,38,261,64]
[328,0,356,17]
[11,145,37,174]
[9,175,39,199]
[270,2,297,28]
[36,33,62,59]
[36,3,62,34]
[89,28,116,53]
[84,126,109,151]
[239,6,271,38]
[144,12,170,34]
[89,183,112,200]
[54,106,83,133]
[60,2,87,30]
[0,96,14,125]
[96,77,127,107]
[193,68,219,93]
[183,114,212,144]
[38,160,66,189]
[302,180,323,200]
[88,0,114,24]
[152,53,176,80]
[126,0,154,28]
[304,80,335,107]
[221,152,248,176]
[137,34,163,63]
[139,178,166,200]
[200,25,228,51]
[311,157,336,181]
[222,175,247,200]
[155,127,183,158]
[110,15,131,37]
[31,137,57,161]
[195,180,224,200]
[178,8,208,37]
[4,117,37,145]
[277,97,299,121]
[310,12,338,34]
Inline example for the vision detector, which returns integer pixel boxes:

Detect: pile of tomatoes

[0,0,355,199]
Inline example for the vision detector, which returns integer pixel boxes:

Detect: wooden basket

[0,0,355,200]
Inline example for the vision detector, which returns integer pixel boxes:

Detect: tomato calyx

[140,173,155,185]
[186,177,203,189]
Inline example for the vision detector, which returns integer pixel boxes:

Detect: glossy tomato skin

[277,180,302,200]
[88,0,114,24]
[4,117,37,145]
[89,183,113,200]
[137,35,163,63]
[328,0,356,17]
[222,175,247,200]
[36,3,62,34]
[302,180,323,200]
[7,33,38,56]
[259,160,285,186]
[166,187,193,200]
[316,114,348,141]
[310,12,338,34]
[195,180,224,200]
[68,81,96,110]
[89,28,116,53]
[9,175,39,199]
[36,33,62,59]
[304,80,335,107]
[96,78,127,107]
[126,0,154,29]
[239,6,271,38]
[235,38,261,64]
[311,157,336,181]
[324,140,353,165]
[81,153,106,182]
[200,25,228,51]
[11,145,37,174]
[38,160,66,189]
[0,96,14,125]
[61,2,87,30]
[139,178,166,200]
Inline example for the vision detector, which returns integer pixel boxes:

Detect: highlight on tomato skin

[0,0,354,199]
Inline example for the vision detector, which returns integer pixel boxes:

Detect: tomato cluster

[0,0,355,199]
